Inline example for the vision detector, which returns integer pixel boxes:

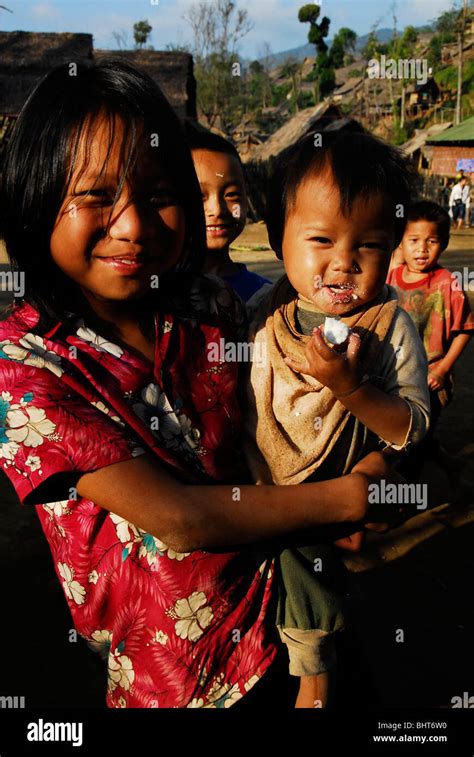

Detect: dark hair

[265,128,414,253]
[0,58,206,333]
[406,200,451,250]
[184,122,241,163]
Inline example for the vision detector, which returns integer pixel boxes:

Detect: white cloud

[31,2,59,18]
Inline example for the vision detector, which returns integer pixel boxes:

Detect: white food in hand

[324,317,350,345]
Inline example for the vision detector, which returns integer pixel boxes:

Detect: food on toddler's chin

[323,317,350,346]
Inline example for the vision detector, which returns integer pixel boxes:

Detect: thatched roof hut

[0,31,93,115]
[94,50,196,120]
[0,32,197,119]
[249,100,342,163]
[0,32,197,169]
[244,101,349,219]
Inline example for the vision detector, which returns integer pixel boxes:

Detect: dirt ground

[0,226,473,709]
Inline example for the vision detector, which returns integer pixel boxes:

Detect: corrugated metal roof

[401,123,452,155]
[426,116,474,144]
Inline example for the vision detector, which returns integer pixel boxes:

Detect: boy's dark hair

[406,200,451,250]
[0,59,206,333]
[266,128,414,253]
[184,122,241,163]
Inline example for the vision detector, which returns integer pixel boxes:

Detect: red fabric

[387,265,474,364]
[0,278,278,708]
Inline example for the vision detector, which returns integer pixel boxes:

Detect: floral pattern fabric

[0,275,278,708]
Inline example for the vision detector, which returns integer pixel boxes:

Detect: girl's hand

[350,451,406,528]
[428,366,446,391]
[334,531,365,552]
[284,327,362,398]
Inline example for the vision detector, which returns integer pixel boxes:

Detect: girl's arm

[428,332,472,390]
[76,453,383,552]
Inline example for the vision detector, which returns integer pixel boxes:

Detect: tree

[133,20,152,50]
[298,4,334,99]
[329,27,357,68]
[390,25,419,130]
[183,0,254,129]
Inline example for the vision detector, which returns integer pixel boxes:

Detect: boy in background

[388,200,474,473]
[186,125,271,302]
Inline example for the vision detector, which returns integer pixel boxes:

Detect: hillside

[261,27,428,67]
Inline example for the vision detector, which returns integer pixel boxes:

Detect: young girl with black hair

[0,59,391,708]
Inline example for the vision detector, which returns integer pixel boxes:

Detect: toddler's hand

[284,326,362,397]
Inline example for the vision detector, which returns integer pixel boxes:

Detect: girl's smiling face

[50,112,186,312]
[281,166,395,315]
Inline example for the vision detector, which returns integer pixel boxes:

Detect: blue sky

[0,0,464,58]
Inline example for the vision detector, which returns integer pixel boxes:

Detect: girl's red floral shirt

[0,275,278,708]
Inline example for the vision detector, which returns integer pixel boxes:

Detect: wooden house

[426,116,474,176]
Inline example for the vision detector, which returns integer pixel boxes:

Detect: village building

[245,101,353,218]
[401,122,453,174]
[426,116,474,177]
[0,30,197,168]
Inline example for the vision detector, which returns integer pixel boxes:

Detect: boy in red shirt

[387,200,474,474]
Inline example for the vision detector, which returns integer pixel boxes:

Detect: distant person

[464,180,472,228]
[449,177,468,229]
[387,200,474,477]
[186,126,271,302]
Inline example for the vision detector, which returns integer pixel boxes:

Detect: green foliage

[348,68,364,78]
[298,3,334,98]
[434,64,458,92]
[435,8,459,36]
[271,82,292,106]
[133,20,152,49]
[392,122,409,145]
[297,4,321,24]
[329,27,357,69]
[435,59,474,96]
[297,91,315,109]
[387,25,418,60]
[318,63,336,96]
[249,60,264,75]
[362,31,384,60]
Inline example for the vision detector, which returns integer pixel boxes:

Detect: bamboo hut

[0,32,197,168]
[94,50,196,120]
